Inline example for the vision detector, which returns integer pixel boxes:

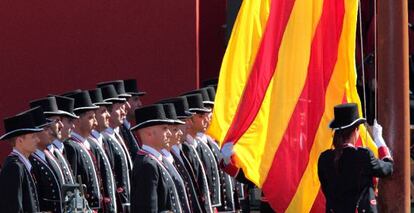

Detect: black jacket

[182,142,213,213]
[64,139,101,209]
[102,132,131,208]
[131,150,181,212]
[318,147,393,213]
[172,151,204,213]
[120,123,141,161]
[0,154,40,212]
[88,137,117,213]
[29,152,63,212]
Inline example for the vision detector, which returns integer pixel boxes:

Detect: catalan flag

[207,0,378,212]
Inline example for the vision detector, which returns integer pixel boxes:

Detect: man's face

[109,103,125,127]
[177,120,188,141]
[191,113,208,132]
[95,106,110,130]
[60,116,74,140]
[18,133,40,154]
[77,111,96,134]
[48,115,63,140]
[168,125,184,146]
[151,124,172,150]
[126,96,142,120]
[37,127,53,147]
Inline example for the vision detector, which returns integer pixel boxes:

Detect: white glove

[372,119,387,148]
[221,142,235,165]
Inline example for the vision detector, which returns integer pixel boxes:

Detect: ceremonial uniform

[50,139,75,184]
[0,150,40,212]
[161,149,192,213]
[65,133,102,209]
[88,135,117,212]
[30,150,63,212]
[131,146,182,213]
[120,120,141,161]
[102,128,131,210]
[171,145,204,213]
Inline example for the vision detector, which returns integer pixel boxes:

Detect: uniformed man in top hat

[88,88,118,213]
[0,108,43,212]
[182,91,221,210]
[64,90,102,210]
[189,87,243,213]
[180,94,213,213]
[159,96,205,213]
[130,104,182,212]
[27,105,64,212]
[31,96,76,185]
[98,79,143,161]
[99,84,132,212]
[159,103,193,213]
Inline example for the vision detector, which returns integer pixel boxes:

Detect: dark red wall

[0,0,205,163]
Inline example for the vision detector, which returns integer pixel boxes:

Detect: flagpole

[377,0,410,211]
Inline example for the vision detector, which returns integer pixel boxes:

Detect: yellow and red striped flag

[207,0,377,212]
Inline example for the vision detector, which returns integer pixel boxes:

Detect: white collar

[171,144,181,156]
[114,127,120,134]
[142,145,163,161]
[91,129,101,139]
[34,149,46,162]
[12,148,32,172]
[196,132,208,144]
[186,134,198,148]
[52,139,64,152]
[161,149,174,164]
[124,119,131,129]
[105,127,116,136]
[71,131,91,150]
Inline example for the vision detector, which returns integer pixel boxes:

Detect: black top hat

[131,104,174,130]
[204,86,216,102]
[202,78,218,87]
[158,96,193,119]
[88,88,112,106]
[29,106,54,128]
[161,103,185,125]
[123,79,146,96]
[66,91,99,115]
[30,96,71,118]
[53,95,79,119]
[184,94,211,113]
[0,108,44,140]
[329,103,366,130]
[97,80,131,98]
[183,88,214,106]
[60,89,82,97]
[99,85,127,103]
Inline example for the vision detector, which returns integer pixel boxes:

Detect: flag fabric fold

[207,0,377,212]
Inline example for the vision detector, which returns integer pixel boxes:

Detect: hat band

[332,118,366,131]
[131,119,175,130]
[0,128,43,140]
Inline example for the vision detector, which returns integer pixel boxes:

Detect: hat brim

[44,110,79,119]
[0,128,44,140]
[128,92,146,96]
[104,98,127,103]
[37,118,55,128]
[329,118,366,130]
[94,101,113,106]
[172,119,186,125]
[73,106,99,115]
[203,101,214,105]
[118,93,132,98]
[188,108,212,113]
[130,119,175,131]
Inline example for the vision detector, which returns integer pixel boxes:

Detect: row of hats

[1,78,218,139]
[133,82,218,130]
[0,79,146,140]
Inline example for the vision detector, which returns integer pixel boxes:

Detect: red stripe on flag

[262,0,345,211]
[310,189,326,213]
[223,0,296,144]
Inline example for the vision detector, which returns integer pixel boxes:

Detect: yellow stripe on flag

[207,0,271,143]
[234,0,325,186]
